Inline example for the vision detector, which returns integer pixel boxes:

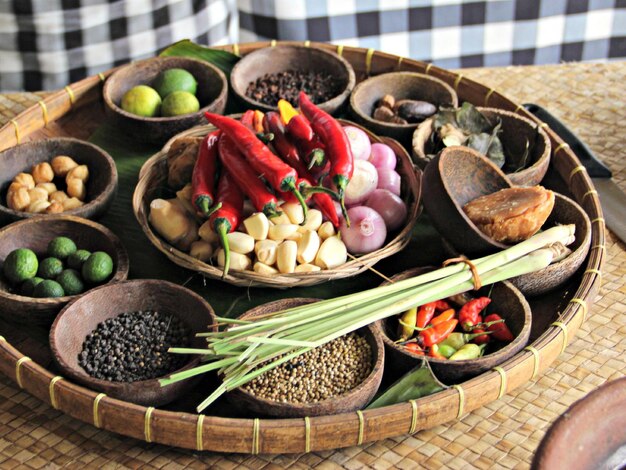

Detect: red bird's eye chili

[263,111,310,177]
[205,112,309,221]
[217,134,281,218]
[298,92,354,223]
[459,297,491,332]
[404,342,425,355]
[484,314,515,342]
[278,99,315,142]
[191,130,221,216]
[209,169,244,278]
[430,308,456,327]
[418,319,458,348]
[471,316,491,345]
[416,302,437,329]
[433,300,451,312]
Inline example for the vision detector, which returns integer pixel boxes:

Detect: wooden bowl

[133,120,421,288]
[229,45,356,114]
[226,298,385,418]
[412,107,551,186]
[532,376,626,470]
[0,215,129,324]
[373,267,532,384]
[49,279,216,407]
[103,56,228,144]
[0,137,118,225]
[349,72,457,147]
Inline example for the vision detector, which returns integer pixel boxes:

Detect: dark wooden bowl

[226,298,385,418]
[422,146,513,256]
[0,138,117,225]
[532,376,626,470]
[103,56,227,144]
[373,267,532,384]
[49,279,216,407]
[229,45,356,114]
[0,215,129,324]
[349,72,458,147]
[412,107,551,186]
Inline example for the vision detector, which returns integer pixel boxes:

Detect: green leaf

[366,362,446,409]
[159,40,240,77]
[433,107,458,132]
[456,102,491,134]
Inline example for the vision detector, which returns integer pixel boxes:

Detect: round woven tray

[0,41,605,454]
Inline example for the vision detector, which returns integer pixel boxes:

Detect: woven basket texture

[0,60,624,468]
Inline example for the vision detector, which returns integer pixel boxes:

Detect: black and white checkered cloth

[238,0,626,69]
[0,0,236,92]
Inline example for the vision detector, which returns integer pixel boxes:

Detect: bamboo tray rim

[0,40,606,454]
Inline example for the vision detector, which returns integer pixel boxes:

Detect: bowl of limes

[103,56,228,144]
[0,215,129,324]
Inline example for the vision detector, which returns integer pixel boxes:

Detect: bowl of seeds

[226,298,385,418]
[49,279,216,407]
[229,45,356,115]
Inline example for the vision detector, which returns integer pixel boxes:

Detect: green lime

[68,249,91,270]
[152,68,197,98]
[37,257,64,280]
[47,236,77,260]
[56,269,84,296]
[21,277,44,297]
[82,251,114,284]
[121,85,162,117]
[33,279,65,298]
[161,91,200,117]
[3,248,38,284]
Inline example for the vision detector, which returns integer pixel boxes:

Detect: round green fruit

[48,236,77,260]
[161,91,200,117]
[153,68,197,98]
[33,279,65,298]
[3,248,38,284]
[82,251,114,284]
[121,85,162,117]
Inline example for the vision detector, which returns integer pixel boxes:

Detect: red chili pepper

[433,300,451,312]
[404,342,425,356]
[263,111,310,177]
[209,169,244,278]
[418,319,458,347]
[298,92,354,223]
[240,110,255,129]
[416,302,437,329]
[471,315,490,345]
[484,314,515,342]
[278,99,315,142]
[217,134,280,218]
[459,297,491,332]
[430,308,456,327]
[204,112,308,219]
[191,130,221,216]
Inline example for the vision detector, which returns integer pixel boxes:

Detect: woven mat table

[0,62,624,469]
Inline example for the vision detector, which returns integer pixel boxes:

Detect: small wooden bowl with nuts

[0,137,118,226]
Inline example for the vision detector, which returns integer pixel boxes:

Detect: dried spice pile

[243,332,372,403]
[245,70,340,107]
[79,310,190,382]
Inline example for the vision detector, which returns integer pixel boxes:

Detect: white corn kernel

[189,240,213,262]
[298,209,323,233]
[276,240,297,273]
[254,239,278,265]
[281,202,304,225]
[217,249,251,271]
[270,212,291,225]
[243,212,270,240]
[198,220,219,243]
[317,221,336,240]
[294,263,322,273]
[314,236,347,269]
[268,224,299,242]
[227,232,255,254]
[297,230,320,264]
[253,262,279,275]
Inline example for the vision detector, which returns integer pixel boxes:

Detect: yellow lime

[161,91,200,117]
[121,85,162,117]
[153,68,197,98]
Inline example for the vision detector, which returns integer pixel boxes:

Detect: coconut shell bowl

[103,56,228,144]
[412,106,551,186]
[226,298,385,418]
[0,215,129,324]
[374,268,532,385]
[49,279,217,407]
[421,146,591,296]
[229,44,356,114]
[0,137,117,226]
[349,72,458,146]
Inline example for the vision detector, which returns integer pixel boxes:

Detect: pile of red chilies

[191,92,354,277]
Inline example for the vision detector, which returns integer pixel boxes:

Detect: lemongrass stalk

[168,347,214,355]
[159,356,239,386]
